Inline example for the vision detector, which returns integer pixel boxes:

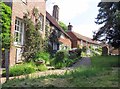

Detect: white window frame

[53,42,57,50]
[39,14,44,31]
[81,40,83,46]
[14,18,24,46]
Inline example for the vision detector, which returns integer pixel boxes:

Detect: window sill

[14,43,23,48]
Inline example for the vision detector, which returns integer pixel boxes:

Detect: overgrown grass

[91,55,120,67]
[2,56,119,87]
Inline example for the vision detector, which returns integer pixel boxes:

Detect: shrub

[53,50,69,68]
[2,62,36,77]
[75,48,82,57]
[69,53,77,59]
[54,50,68,64]
[36,64,48,71]
[34,52,50,64]
[82,46,87,52]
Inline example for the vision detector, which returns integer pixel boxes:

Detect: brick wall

[59,35,71,48]
[9,0,46,66]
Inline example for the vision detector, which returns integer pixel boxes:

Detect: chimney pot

[52,5,59,21]
[68,22,73,31]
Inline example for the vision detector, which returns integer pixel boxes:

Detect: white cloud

[46,0,102,38]
[73,24,101,38]
[46,0,89,21]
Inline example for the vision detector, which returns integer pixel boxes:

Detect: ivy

[22,8,44,62]
[0,2,11,49]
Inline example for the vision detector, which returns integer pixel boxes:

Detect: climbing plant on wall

[22,7,44,62]
[0,2,11,49]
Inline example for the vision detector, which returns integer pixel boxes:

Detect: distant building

[66,23,99,49]
[100,43,120,55]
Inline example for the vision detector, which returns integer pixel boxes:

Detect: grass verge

[2,55,120,87]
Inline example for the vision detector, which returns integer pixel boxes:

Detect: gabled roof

[67,31,99,45]
[46,11,71,39]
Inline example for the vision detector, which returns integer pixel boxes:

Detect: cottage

[45,5,72,52]
[66,23,99,49]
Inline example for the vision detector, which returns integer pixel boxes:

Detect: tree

[0,2,11,49]
[93,2,120,48]
[59,21,68,32]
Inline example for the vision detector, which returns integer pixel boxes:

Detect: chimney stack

[68,23,73,31]
[52,5,59,21]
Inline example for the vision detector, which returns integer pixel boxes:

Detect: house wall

[9,0,46,66]
[110,48,120,55]
[59,34,71,49]
[71,40,77,48]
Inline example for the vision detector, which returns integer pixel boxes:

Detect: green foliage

[81,46,102,57]
[89,46,102,56]
[2,62,48,77]
[52,50,80,68]
[82,46,87,52]
[69,53,77,59]
[22,9,44,62]
[36,64,48,71]
[54,50,68,63]
[53,50,68,68]
[93,2,120,48]
[34,52,50,64]
[0,2,11,49]
[59,21,68,32]
[2,62,36,77]
[75,48,82,57]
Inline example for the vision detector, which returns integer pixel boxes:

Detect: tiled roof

[67,31,78,41]
[46,11,71,39]
[67,31,99,45]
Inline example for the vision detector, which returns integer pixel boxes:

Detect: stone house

[4,0,46,66]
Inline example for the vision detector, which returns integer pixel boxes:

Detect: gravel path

[1,57,91,84]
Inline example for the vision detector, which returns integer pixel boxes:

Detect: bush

[69,53,77,59]
[34,52,50,64]
[53,50,69,68]
[69,48,82,59]
[36,64,48,71]
[82,46,87,52]
[54,50,68,64]
[2,62,36,77]
[75,48,82,57]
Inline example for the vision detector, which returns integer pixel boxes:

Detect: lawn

[2,55,120,88]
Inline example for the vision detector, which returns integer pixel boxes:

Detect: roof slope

[46,11,71,39]
[67,31,99,45]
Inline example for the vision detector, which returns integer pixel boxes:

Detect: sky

[46,0,102,38]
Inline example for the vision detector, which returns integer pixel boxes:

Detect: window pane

[17,26,19,31]
[15,32,19,42]
[15,25,17,30]
[15,19,17,24]
[18,20,20,25]
[14,18,24,45]
[39,14,44,31]
[18,33,21,43]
